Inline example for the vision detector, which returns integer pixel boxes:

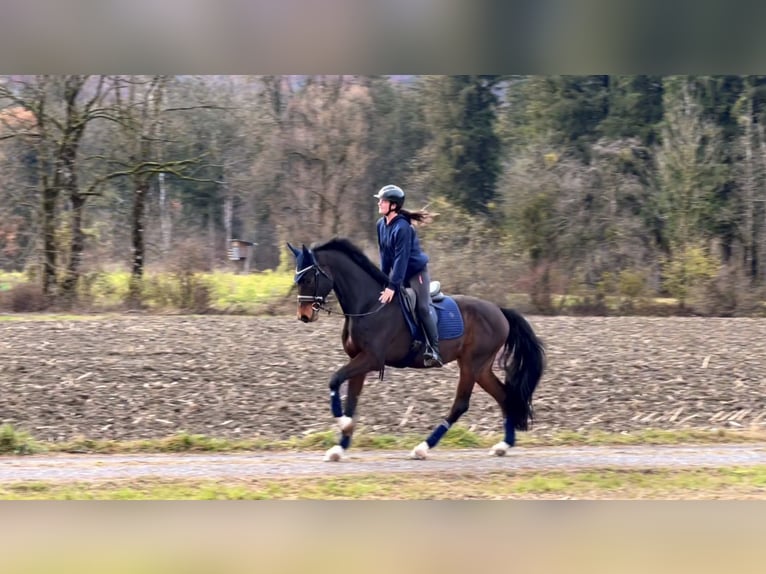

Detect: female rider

[374,184,442,367]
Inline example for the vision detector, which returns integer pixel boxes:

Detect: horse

[287,238,545,462]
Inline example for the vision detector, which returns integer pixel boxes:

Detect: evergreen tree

[599,75,664,146]
[420,75,502,215]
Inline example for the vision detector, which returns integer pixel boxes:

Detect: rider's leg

[411,268,442,367]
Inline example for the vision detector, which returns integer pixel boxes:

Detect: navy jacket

[377,214,429,291]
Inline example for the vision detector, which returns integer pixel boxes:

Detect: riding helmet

[374,184,405,209]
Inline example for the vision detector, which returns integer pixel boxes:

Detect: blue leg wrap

[426,420,451,448]
[504,417,516,447]
[339,434,351,450]
[330,390,343,418]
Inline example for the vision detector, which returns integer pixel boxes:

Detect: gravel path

[1,444,764,483]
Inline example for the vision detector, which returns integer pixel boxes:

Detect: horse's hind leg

[324,373,366,462]
[475,368,514,456]
[411,361,475,460]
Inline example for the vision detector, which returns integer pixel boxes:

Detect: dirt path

[1,443,764,483]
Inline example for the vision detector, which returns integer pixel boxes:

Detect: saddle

[403,280,445,311]
[401,279,462,342]
[393,280,463,371]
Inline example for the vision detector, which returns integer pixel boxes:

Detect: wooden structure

[228,239,254,273]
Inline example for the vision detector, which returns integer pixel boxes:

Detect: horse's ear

[301,244,313,262]
[287,242,300,258]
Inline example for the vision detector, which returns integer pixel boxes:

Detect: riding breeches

[406,267,432,325]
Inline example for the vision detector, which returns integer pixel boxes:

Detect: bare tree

[0,107,38,271]
[84,76,215,307]
[0,75,114,303]
[280,76,376,244]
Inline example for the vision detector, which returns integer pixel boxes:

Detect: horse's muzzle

[297,304,317,323]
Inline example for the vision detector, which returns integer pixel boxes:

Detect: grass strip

[1,466,765,499]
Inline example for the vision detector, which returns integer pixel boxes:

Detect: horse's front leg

[324,373,366,462]
[325,355,376,462]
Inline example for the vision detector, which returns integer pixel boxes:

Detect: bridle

[295,261,386,318]
[295,263,332,313]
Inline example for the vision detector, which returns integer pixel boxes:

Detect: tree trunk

[757,121,766,284]
[530,262,553,314]
[40,183,58,299]
[159,172,172,254]
[55,147,83,306]
[59,192,86,307]
[208,207,216,269]
[223,177,233,245]
[127,178,149,308]
[742,90,755,281]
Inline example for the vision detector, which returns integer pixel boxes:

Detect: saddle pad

[433,296,464,340]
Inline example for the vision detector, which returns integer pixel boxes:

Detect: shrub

[0,282,48,312]
[0,424,40,455]
[691,264,766,317]
[662,246,718,309]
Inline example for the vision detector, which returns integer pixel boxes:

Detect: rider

[374,184,442,367]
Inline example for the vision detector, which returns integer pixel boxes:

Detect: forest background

[2,74,766,316]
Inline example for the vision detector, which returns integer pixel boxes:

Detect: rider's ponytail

[400,208,436,225]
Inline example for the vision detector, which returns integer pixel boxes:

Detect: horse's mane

[311,237,389,284]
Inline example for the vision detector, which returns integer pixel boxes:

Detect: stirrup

[423,348,443,368]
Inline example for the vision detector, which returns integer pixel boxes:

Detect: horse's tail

[498,308,545,431]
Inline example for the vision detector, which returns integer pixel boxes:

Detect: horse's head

[287,242,333,322]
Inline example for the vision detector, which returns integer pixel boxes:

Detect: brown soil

[1,314,765,443]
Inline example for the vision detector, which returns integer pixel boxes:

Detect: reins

[339,302,387,318]
[315,298,387,318]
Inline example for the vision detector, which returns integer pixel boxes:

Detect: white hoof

[489,441,511,456]
[336,416,353,432]
[324,445,345,462]
[410,441,430,460]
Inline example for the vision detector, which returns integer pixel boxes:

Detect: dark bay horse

[288,238,545,462]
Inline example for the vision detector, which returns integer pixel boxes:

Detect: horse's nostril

[300,315,310,323]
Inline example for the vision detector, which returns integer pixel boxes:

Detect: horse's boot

[422,317,443,368]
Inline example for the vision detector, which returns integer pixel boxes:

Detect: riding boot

[421,315,443,368]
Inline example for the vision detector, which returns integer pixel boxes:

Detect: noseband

[296,263,332,312]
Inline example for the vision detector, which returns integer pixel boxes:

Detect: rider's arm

[387,223,412,292]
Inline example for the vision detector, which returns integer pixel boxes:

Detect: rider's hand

[379,287,395,304]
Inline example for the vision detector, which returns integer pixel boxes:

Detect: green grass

[206,270,294,312]
[0,271,26,292]
[1,269,294,313]
[1,425,763,457]
[549,293,681,312]
[1,424,764,499]
[85,269,294,312]
[1,466,765,499]
[0,423,43,454]
[522,427,763,446]
[4,268,693,316]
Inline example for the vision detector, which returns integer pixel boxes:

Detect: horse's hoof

[410,441,429,460]
[324,445,345,462]
[489,441,510,456]
[336,416,353,432]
